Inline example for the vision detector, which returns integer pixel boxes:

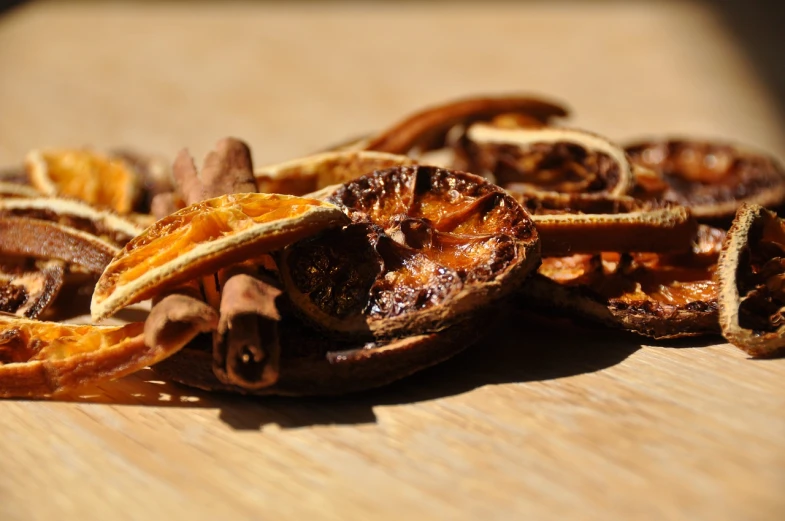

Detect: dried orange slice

[0,197,143,247]
[0,217,119,273]
[254,150,415,196]
[520,225,725,338]
[718,204,785,357]
[91,193,349,321]
[625,139,785,221]
[365,95,568,155]
[461,124,636,197]
[0,316,147,397]
[0,259,64,318]
[280,166,540,338]
[521,194,697,256]
[25,149,142,214]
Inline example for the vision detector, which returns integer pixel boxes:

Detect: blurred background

[0,0,783,167]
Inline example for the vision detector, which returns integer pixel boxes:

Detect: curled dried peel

[521,194,698,256]
[463,125,635,197]
[625,139,785,220]
[0,197,144,247]
[0,217,119,273]
[26,149,142,214]
[255,150,415,196]
[0,316,147,397]
[718,204,785,357]
[280,166,540,338]
[0,260,64,319]
[365,95,568,155]
[91,193,349,321]
[520,225,724,338]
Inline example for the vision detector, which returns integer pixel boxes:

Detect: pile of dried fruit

[1,95,784,399]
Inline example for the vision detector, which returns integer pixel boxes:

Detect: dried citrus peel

[91,193,349,321]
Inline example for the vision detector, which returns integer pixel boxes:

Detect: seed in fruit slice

[519,225,725,339]
[0,259,64,318]
[717,204,785,357]
[152,310,490,396]
[279,166,540,338]
[625,139,785,221]
[0,217,119,273]
[25,149,142,214]
[255,150,415,196]
[91,193,349,321]
[0,197,143,247]
[520,193,698,256]
[460,124,635,197]
[365,95,568,156]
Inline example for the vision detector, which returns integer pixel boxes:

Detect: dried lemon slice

[462,124,635,197]
[0,316,146,397]
[718,204,785,357]
[91,193,349,321]
[25,149,142,214]
[255,150,415,196]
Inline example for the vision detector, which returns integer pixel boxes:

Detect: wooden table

[1,2,783,520]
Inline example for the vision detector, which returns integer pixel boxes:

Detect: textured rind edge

[717,203,785,357]
[24,150,57,196]
[518,273,720,339]
[91,199,349,322]
[0,316,147,398]
[466,124,635,197]
[254,150,415,181]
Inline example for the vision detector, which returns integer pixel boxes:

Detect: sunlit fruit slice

[153,309,490,396]
[0,196,143,247]
[91,193,349,321]
[25,149,143,214]
[0,259,64,318]
[0,316,147,397]
[519,225,725,338]
[365,95,568,155]
[521,193,697,256]
[625,139,785,221]
[460,124,636,196]
[717,204,785,357]
[254,150,415,196]
[0,217,119,273]
[279,165,540,338]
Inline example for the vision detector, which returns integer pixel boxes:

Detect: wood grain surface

[0,2,783,520]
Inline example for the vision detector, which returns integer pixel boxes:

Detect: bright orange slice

[91,193,349,321]
[0,315,146,397]
[25,149,142,214]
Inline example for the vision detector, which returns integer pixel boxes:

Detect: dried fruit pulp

[737,215,785,333]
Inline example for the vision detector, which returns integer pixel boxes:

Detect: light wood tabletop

[0,2,783,520]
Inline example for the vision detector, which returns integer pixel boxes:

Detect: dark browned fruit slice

[254,150,415,196]
[459,124,636,197]
[0,259,64,318]
[153,312,487,396]
[0,217,119,274]
[718,204,785,357]
[519,225,725,338]
[365,95,568,155]
[625,139,785,221]
[279,166,540,338]
[520,193,697,256]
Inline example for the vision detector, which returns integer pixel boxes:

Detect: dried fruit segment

[521,194,697,256]
[280,166,539,338]
[255,150,415,196]
[25,149,142,214]
[521,225,725,338]
[626,139,785,220]
[0,260,64,318]
[0,316,146,397]
[461,125,635,197]
[718,204,785,357]
[91,193,349,321]
[365,95,568,155]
